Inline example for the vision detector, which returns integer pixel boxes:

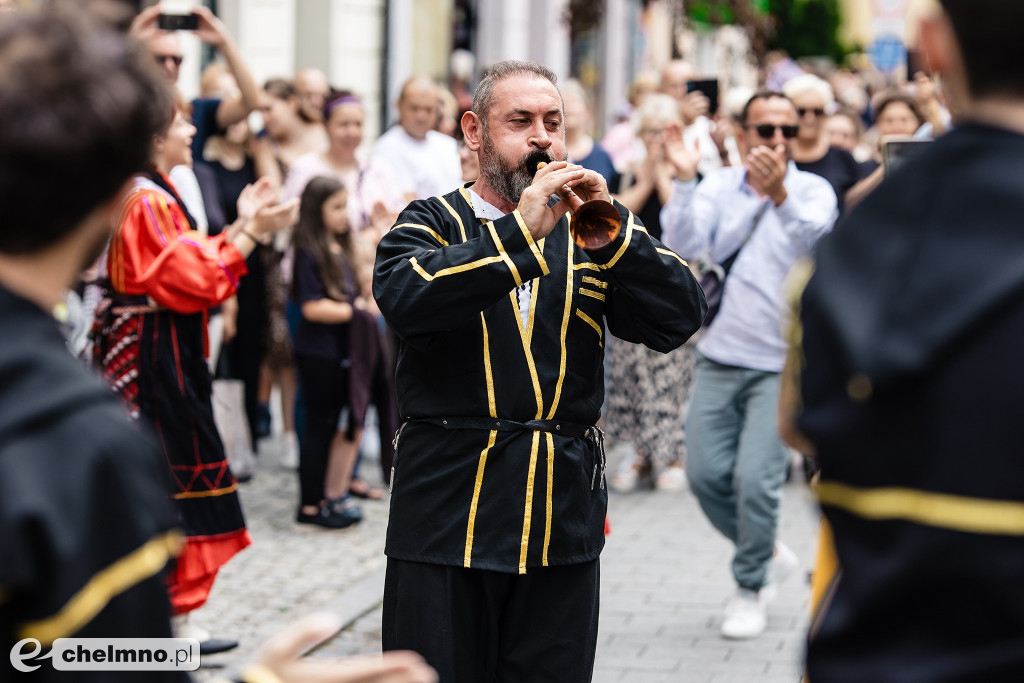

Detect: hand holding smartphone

[158,1,198,31]
[686,79,719,116]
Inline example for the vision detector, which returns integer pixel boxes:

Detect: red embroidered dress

[95,173,251,613]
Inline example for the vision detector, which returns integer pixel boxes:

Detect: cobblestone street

[194,436,818,682]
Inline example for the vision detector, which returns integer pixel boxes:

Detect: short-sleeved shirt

[292,247,353,361]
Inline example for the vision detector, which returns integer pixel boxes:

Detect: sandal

[349,477,385,500]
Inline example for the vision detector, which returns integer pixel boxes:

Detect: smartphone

[686,79,719,116]
[882,137,930,176]
[158,12,198,30]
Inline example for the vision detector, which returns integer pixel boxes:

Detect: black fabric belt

[411,416,594,439]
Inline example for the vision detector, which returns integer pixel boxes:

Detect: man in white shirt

[660,91,838,640]
[372,75,463,203]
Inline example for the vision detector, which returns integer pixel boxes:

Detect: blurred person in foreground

[660,91,837,640]
[372,74,463,203]
[787,1,1024,680]
[373,59,706,681]
[0,6,435,683]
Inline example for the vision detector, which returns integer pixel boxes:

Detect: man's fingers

[259,613,344,663]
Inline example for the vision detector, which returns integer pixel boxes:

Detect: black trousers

[294,354,349,507]
[382,558,600,683]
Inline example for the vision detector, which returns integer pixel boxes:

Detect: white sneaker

[721,589,766,640]
[280,431,299,469]
[760,542,799,605]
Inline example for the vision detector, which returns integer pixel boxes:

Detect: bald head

[296,67,329,119]
[660,60,698,100]
[397,75,439,140]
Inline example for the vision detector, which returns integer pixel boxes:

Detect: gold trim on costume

[486,221,524,287]
[542,432,554,566]
[391,223,450,246]
[579,288,606,301]
[573,262,602,272]
[546,235,575,419]
[19,531,183,644]
[656,247,689,267]
[818,481,1024,536]
[465,430,498,567]
[510,290,545,419]
[512,210,550,276]
[436,195,467,243]
[481,314,497,418]
[172,484,238,499]
[575,309,604,346]
[409,255,506,281]
[581,276,608,289]
[519,431,541,573]
[598,211,634,270]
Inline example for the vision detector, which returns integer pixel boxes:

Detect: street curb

[323,565,386,630]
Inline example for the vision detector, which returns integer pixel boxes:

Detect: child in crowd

[291,176,371,528]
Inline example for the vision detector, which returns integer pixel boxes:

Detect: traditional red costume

[94,172,251,613]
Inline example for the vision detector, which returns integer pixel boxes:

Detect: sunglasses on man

[746,124,799,139]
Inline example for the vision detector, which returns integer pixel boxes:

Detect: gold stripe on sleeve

[575,309,603,346]
[409,255,506,281]
[818,481,1024,536]
[464,430,498,567]
[486,221,524,287]
[436,195,467,243]
[519,431,541,574]
[19,531,183,644]
[542,432,554,566]
[545,235,575,419]
[598,211,635,270]
[511,209,550,276]
[579,288,606,301]
[656,247,689,267]
[391,223,450,246]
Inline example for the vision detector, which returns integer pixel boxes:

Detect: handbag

[697,201,769,327]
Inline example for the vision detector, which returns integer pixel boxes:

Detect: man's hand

[191,5,231,49]
[678,91,709,126]
[664,122,701,182]
[128,5,161,42]
[248,613,438,683]
[746,145,788,206]
[517,161,586,241]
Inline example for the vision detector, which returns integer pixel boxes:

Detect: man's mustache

[523,150,556,178]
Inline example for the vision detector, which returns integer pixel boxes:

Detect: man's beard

[479,131,564,205]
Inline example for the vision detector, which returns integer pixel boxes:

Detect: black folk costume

[0,286,187,682]
[800,125,1024,682]
[374,184,706,681]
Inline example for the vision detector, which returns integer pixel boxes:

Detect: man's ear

[918,9,969,113]
[462,111,483,152]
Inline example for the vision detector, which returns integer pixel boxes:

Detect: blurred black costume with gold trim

[799,125,1024,682]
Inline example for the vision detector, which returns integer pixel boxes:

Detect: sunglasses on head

[747,124,799,139]
[155,54,184,67]
[797,107,826,118]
